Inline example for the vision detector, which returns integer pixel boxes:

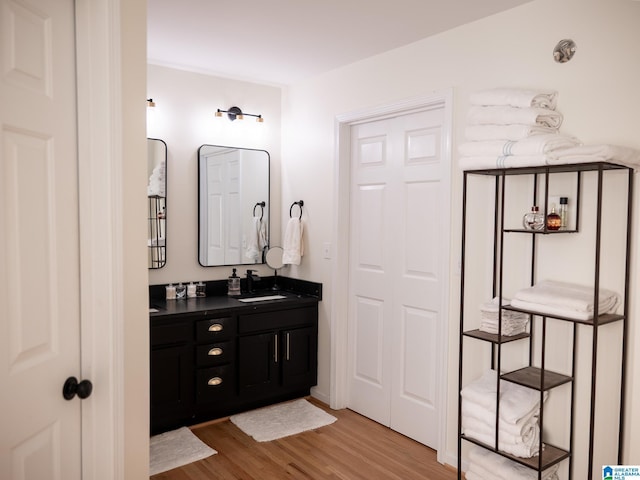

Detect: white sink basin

[237,295,287,303]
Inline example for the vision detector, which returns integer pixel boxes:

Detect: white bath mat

[230,398,337,442]
[149,426,217,476]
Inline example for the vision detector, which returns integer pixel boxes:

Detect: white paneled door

[0,0,83,478]
[347,106,449,448]
[201,150,241,265]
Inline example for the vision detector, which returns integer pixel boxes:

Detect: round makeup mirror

[265,246,284,290]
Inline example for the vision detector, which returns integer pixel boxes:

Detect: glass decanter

[522,206,544,231]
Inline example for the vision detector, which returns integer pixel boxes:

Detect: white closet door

[347,106,448,448]
[0,0,83,477]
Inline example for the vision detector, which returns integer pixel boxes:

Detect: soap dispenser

[228,268,241,296]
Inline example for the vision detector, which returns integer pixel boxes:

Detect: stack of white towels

[458,87,640,170]
[147,160,166,197]
[511,279,620,321]
[466,447,559,480]
[479,297,529,336]
[461,369,546,458]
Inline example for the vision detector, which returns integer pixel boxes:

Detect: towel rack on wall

[253,201,266,220]
[289,200,304,219]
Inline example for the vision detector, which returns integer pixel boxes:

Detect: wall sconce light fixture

[215,106,264,122]
[147,98,156,107]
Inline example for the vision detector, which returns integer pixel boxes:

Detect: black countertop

[150,291,319,320]
[149,276,322,320]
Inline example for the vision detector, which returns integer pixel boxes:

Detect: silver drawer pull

[286,332,290,361]
[208,377,222,386]
[208,347,223,356]
[274,333,278,363]
[208,323,223,332]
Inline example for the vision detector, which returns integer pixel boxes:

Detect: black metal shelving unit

[457,162,633,480]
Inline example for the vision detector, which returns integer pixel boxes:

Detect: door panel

[205,156,224,264]
[238,332,279,396]
[348,107,447,448]
[0,0,81,477]
[282,326,317,389]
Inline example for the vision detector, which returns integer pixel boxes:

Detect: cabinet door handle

[274,334,278,363]
[208,323,223,332]
[208,347,223,356]
[286,332,290,361]
[208,377,222,386]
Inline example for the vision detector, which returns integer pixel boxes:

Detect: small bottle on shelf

[522,206,544,231]
[546,204,561,231]
[559,197,569,229]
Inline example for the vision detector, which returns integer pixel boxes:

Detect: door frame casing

[76,0,148,478]
[330,90,453,461]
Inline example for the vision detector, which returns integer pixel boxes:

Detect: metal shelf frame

[457,162,633,480]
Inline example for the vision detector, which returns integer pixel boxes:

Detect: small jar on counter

[175,283,187,299]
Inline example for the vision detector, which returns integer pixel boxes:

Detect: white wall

[281,0,640,473]
[146,64,282,285]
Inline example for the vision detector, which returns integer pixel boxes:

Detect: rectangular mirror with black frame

[198,145,270,267]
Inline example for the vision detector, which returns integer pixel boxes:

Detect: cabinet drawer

[238,306,317,334]
[195,316,235,342]
[196,341,235,367]
[196,365,235,403]
[151,322,191,346]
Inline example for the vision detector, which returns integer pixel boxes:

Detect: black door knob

[63,376,93,400]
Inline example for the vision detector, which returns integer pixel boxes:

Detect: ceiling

[147,0,534,86]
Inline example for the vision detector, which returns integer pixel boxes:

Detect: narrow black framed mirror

[147,138,167,269]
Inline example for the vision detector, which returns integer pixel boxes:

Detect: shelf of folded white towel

[504,304,624,326]
[466,447,561,480]
[460,369,568,470]
[462,160,628,176]
[462,434,568,472]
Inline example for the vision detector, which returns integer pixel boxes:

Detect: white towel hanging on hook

[283,200,304,265]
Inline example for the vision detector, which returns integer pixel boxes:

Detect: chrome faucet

[246,269,260,293]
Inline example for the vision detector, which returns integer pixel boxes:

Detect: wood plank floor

[151,397,459,480]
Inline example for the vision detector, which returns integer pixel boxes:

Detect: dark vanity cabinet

[150,320,194,432]
[237,306,318,399]
[150,296,319,434]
